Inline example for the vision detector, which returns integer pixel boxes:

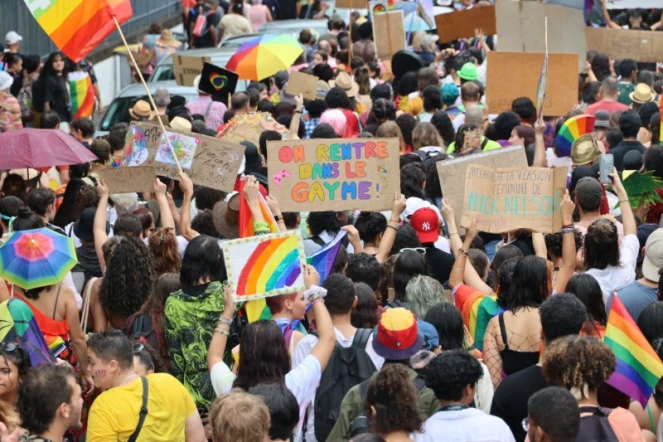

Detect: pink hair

[320,109,347,137]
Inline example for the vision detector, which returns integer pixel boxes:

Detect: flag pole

[112,17,183,174]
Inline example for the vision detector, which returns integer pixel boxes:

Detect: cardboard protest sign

[98,166,156,194]
[460,165,568,233]
[369,0,389,14]
[585,28,663,64]
[495,1,586,72]
[198,63,238,102]
[485,52,578,117]
[172,55,211,87]
[437,146,528,231]
[267,138,400,212]
[122,122,245,192]
[435,6,496,43]
[223,231,306,302]
[335,0,367,8]
[286,71,319,100]
[373,11,406,60]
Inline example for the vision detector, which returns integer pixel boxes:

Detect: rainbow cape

[454,285,504,352]
[68,71,95,119]
[23,0,133,62]
[307,230,347,284]
[605,296,663,407]
[0,298,54,367]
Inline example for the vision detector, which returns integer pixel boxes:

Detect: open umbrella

[226,34,304,81]
[0,129,98,170]
[0,228,77,290]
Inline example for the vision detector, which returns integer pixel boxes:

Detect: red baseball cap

[411,207,439,244]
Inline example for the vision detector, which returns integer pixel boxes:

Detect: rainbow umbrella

[0,228,77,290]
[226,34,304,81]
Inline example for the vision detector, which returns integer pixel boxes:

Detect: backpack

[312,328,377,442]
[193,9,215,37]
[576,406,619,442]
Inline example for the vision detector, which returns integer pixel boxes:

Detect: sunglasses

[0,342,18,353]
[401,247,426,254]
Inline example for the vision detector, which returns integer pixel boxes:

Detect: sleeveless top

[498,313,540,377]
[249,5,268,32]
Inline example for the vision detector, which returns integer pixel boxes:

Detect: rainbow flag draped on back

[605,296,663,407]
[238,177,278,237]
[23,0,133,62]
[454,284,504,352]
[306,230,346,284]
[68,71,95,119]
[0,298,54,367]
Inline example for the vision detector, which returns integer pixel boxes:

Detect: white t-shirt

[413,407,515,442]
[210,354,322,440]
[585,233,639,304]
[292,328,384,442]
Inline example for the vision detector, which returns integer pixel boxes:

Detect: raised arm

[376,193,406,263]
[533,120,547,168]
[266,195,287,232]
[288,94,303,140]
[303,266,335,372]
[554,190,577,294]
[152,178,175,229]
[178,172,198,241]
[207,285,236,371]
[94,180,110,270]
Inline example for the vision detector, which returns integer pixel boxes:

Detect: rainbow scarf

[68,71,95,119]
[605,296,663,407]
[23,0,133,62]
[454,285,504,352]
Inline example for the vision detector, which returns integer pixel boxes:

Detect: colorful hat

[372,308,423,360]
[556,114,596,158]
[458,63,478,81]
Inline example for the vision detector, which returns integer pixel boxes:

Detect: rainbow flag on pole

[307,230,346,284]
[605,296,663,407]
[23,0,133,62]
[68,71,95,119]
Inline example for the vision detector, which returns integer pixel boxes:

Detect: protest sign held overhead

[585,28,663,64]
[98,166,156,194]
[461,165,568,234]
[373,11,406,60]
[267,138,400,212]
[197,63,238,102]
[122,122,245,192]
[286,71,319,100]
[435,6,496,43]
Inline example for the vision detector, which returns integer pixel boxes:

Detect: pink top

[584,100,629,116]
[249,4,268,32]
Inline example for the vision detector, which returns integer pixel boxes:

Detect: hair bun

[16,206,33,219]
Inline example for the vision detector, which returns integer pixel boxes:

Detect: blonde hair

[210,390,270,442]
[376,121,405,152]
[412,122,444,150]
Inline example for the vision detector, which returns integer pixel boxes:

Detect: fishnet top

[483,308,542,389]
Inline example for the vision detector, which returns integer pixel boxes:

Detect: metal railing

[1,0,182,57]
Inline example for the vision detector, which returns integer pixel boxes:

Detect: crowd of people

[1,0,663,441]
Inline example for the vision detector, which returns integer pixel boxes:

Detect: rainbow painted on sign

[209,73,228,91]
[224,231,306,301]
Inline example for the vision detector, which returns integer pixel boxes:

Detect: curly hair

[354,212,387,244]
[389,224,422,256]
[100,236,154,318]
[307,211,341,237]
[583,218,620,270]
[395,113,417,148]
[542,336,615,401]
[544,229,583,259]
[430,111,456,146]
[73,185,100,218]
[148,227,181,276]
[425,350,484,401]
[365,364,423,435]
[191,209,222,239]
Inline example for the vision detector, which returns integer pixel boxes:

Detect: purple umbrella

[0,129,98,169]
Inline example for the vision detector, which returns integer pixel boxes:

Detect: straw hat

[129,100,154,120]
[571,134,600,166]
[170,116,192,132]
[212,193,240,239]
[160,29,181,47]
[330,71,359,98]
[629,83,656,104]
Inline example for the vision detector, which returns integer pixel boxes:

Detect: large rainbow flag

[23,0,133,62]
[68,71,95,119]
[605,296,663,407]
[454,284,504,352]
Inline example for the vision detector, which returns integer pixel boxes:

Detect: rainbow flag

[68,71,95,119]
[23,0,133,62]
[605,296,663,407]
[454,285,504,351]
[307,230,347,284]
[238,176,278,237]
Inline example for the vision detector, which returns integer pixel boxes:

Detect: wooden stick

[112,17,183,173]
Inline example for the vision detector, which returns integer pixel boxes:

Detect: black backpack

[313,329,377,442]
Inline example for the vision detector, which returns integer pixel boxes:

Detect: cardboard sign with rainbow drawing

[223,231,307,302]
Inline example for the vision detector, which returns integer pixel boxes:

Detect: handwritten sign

[98,166,156,194]
[585,28,663,64]
[461,165,568,234]
[485,52,578,117]
[122,122,245,192]
[266,138,400,212]
[223,231,306,302]
[435,6,496,43]
[172,55,211,87]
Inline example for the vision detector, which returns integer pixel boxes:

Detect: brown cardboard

[266,138,400,212]
[485,52,578,117]
[373,11,406,60]
[435,6,496,43]
[122,122,245,192]
[172,55,211,87]
[460,165,568,233]
[286,71,319,100]
[585,27,663,64]
[437,146,528,231]
[495,0,586,72]
[335,0,367,8]
[98,166,156,194]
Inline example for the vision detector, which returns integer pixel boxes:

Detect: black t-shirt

[490,365,548,442]
[609,140,646,172]
[32,75,71,122]
[424,244,455,285]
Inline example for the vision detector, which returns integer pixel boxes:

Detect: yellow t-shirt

[87,373,197,442]
[404,95,423,116]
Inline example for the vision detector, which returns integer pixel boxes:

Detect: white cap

[4,31,22,46]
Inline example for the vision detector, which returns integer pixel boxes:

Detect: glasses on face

[132,343,144,354]
[401,247,426,254]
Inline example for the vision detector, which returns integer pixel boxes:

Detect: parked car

[149,47,238,83]
[96,80,198,136]
[219,33,262,48]
[258,19,328,40]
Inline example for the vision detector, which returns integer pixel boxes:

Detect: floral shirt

[0,92,23,132]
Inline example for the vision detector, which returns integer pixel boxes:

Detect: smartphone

[599,154,614,185]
